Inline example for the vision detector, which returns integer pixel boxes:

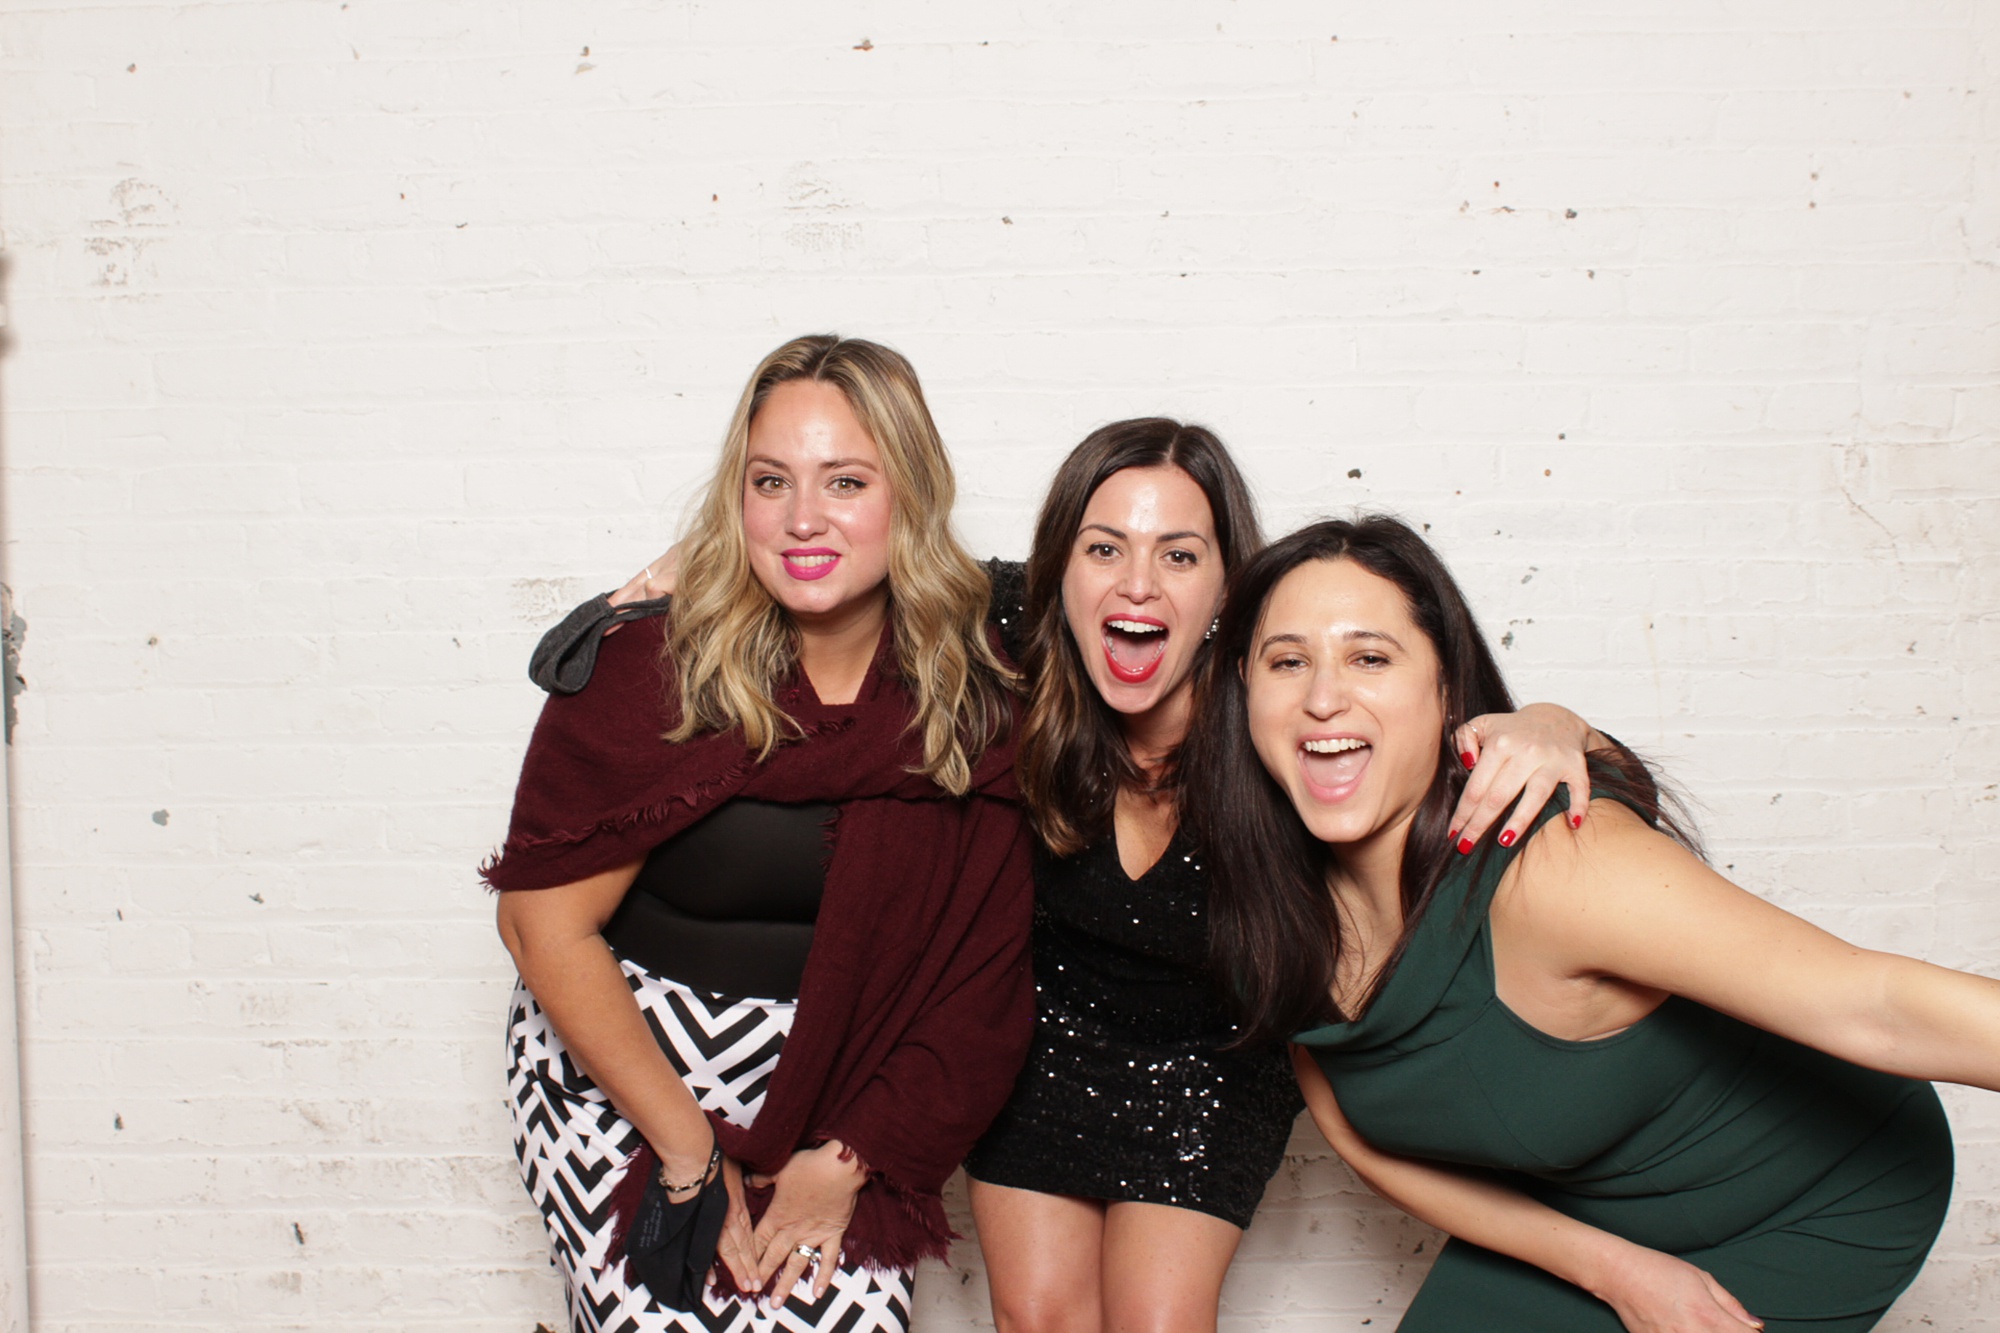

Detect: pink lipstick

[782,548,840,581]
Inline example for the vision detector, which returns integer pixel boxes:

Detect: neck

[1118,680,1193,776]
[1329,814,1414,930]
[795,589,890,705]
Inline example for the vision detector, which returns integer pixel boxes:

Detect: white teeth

[1302,738,1368,754]
[789,554,835,567]
[1106,619,1165,635]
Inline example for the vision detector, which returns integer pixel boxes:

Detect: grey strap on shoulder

[528,593,673,695]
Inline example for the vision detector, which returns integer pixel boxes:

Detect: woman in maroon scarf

[484,335,1034,1333]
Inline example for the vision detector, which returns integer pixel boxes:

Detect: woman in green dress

[1186,515,1996,1332]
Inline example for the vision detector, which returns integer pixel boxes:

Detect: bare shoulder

[1494,800,1708,950]
[1491,795,1852,1006]
[1511,798,1687,881]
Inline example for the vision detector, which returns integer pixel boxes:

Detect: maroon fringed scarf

[483,616,1035,1276]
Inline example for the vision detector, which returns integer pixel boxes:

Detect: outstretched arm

[1294,1049,1762,1333]
[1507,802,2000,1091]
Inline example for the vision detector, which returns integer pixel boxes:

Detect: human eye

[829,475,867,495]
[1083,540,1118,560]
[750,473,787,494]
[1265,651,1308,673]
[1163,547,1199,567]
[1352,650,1391,669]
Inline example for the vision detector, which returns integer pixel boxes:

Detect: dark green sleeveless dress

[1295,796,1954,1332]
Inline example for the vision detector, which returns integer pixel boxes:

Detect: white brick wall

[1,1,1995,1328]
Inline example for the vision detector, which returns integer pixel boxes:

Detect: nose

[786,486,826,539]
[1115,558,1158,604]
[1303,661,1348,720]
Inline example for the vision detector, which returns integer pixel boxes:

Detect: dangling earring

[1204,617,1218,641]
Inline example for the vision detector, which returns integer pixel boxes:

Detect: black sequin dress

[964,827,1302,1228]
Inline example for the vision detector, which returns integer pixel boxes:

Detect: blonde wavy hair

[665,334,1014,795]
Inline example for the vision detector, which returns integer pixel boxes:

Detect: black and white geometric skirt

[507,961,915,1333]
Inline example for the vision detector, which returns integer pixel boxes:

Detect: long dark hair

[1186,515,1683,1043]
[1017,418,1263,855]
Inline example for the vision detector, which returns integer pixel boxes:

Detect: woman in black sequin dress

[961,420,1604,1333]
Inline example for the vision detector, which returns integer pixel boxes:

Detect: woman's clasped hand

[733,1140,868,1307]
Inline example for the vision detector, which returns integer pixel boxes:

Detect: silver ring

[794,1244,821,1262]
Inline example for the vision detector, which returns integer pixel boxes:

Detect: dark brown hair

[1017,419,1264,855]
[1185,515,1688,1043]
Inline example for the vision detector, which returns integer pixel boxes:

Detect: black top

[984,557,1030,662]
[603,799,835,1001]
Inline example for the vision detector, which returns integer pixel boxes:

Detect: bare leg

[1100,1201,1243,1333]
[970,1178,1108,1333]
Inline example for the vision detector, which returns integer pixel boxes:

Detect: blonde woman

[485,335,1035,1333]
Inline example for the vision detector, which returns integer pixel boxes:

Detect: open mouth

[782,549,839,581]
[1101,616,1168,683]
[1299,736,1371,798]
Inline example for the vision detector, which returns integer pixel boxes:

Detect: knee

[1102,1283,1220,1333]
[990,1285,1100,1333]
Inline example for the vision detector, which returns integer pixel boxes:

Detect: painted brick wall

[1,1,1995,1328]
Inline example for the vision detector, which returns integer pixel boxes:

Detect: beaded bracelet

[659,1139,722,1195]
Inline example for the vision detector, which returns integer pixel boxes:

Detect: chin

[1092,666,1194,723]
[755,565,847,614]
[1298,808,1365,846]
[1095,678,1164,715]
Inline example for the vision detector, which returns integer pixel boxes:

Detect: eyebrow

[1256,628,1407,653]
[747,455,882,472]
[1078,523,1213,545]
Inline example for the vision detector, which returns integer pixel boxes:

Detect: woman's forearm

[1295,1048,1619,1291]
[1339,1137,1631,1298]
[516,933,717,1177]
[1292,1048,1762,1330]
[1857,952,2000,1090]
[500,869,718,1182]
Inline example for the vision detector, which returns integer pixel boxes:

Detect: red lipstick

[1101,614,1169,684]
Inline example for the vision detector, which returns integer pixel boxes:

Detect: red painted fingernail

[1498,829,1516,848]
[1460,751,1476,770]
[1570,814,1583,829]
[1456,837,1474,855]
[1447,829,1460,846]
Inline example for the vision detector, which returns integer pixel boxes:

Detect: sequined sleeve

[985,558,1030,663]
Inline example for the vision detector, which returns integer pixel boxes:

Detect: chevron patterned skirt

[507,960,916,1333]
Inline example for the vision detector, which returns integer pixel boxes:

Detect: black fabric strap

[528,593,673,695]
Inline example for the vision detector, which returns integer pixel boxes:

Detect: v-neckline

[1109,823,1180,884]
